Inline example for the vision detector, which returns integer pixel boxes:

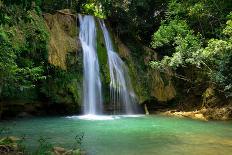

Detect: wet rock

[161,110,207,121]
[161,105,232,121]
[52,147,85,155]
[194,113,205,120]
[53,146,66,155]
[151,70,176,102]
[72,149,81,155]
[203,106,232,120]
[0,136,20,154]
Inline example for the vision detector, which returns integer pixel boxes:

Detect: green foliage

[96,24,110,85]
[223,13,232,38]
[82,1,105,18]
[94,0,167,44]
[151,20,192,48]
[150,9,232,97]
[166,0,232,38]
[0,3,49,99]
[0,2,84,106]
[40,65,81,104]
[0,27,17,88]
[151,19,202,69]
[41,0,79,13]
[201,39,232,96]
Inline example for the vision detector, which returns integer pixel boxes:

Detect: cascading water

[99,20,139,114]
[79,15,103,115]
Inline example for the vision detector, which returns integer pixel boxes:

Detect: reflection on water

[0,115,232,155]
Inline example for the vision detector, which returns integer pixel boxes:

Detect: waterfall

[79,15,103,115]
[99,20,139,114]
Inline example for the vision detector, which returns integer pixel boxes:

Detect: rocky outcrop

[114,37,176,103]
[162,110,207,121]
[202,87,223,107]
[161,106,232,121]
[203,106,232,120]
[150,69,176,102]
[44,9,80,69]
[114,36,130,58]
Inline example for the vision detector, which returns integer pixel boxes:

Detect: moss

[95,19,111,104]
[96,23,111,103]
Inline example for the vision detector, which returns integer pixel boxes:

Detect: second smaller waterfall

[99,20,139,114]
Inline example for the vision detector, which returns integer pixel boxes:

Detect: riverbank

[0,136,85,155]
[157,106,232,121]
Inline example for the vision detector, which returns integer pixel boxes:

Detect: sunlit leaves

[223,13,232,38]
[82,2,105,18]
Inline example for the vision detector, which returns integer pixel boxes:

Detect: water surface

[1,115,232,155]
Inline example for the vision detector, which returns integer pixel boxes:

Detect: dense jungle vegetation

[0,0,232,118]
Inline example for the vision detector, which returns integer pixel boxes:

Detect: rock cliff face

[114,36,176,103]
[44,9,81,69]
[44,10,176,109]
[150,70,176,102]
[42,10,82,113]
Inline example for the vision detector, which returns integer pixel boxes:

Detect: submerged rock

[53,146,66,154]
[52,147,85,155]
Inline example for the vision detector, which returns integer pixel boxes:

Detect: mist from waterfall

[99,20,139,114]
[79,15,103,115]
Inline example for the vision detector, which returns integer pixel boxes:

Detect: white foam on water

[121,115,145,118]
[67,114,120,121]
[66,114,144,121]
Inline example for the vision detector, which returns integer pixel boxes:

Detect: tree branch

[56,10,76,17]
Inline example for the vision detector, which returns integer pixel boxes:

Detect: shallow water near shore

[1,115,232,155]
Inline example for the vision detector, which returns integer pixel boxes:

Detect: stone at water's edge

[0,136,21,154]
[161,106,232,121]
[163,110,207,121]
[53,146,84,155]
